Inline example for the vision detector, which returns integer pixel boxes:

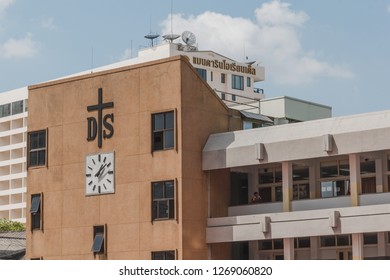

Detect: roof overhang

[203,110,390,170]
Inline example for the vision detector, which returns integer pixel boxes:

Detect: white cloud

[41,17,57,30]
[255,0,309,26]
[0,33,38,58]
[160,0,354,86]
[0,0,14,17]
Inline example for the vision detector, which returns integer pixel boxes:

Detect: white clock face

[85,152,115,196]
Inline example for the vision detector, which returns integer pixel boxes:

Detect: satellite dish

[163,34,180,43]
[182,31,196,46]
[144,33,160,47]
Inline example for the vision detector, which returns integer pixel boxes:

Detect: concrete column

[310,236,319,260]
[309,162,316,199]
[249,166,258,197]
[352,233,364,260]
[375,158,383,193]
[378,232,386,257]
[283,238,294,260]
[349,154,361,207]
[384,156,389,192]
[282,162,292,212]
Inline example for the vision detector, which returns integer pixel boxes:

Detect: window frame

[30,193,43,231]
[151,111,175,152]
[0,103,11,118]
[92,225,106,255]
[294,237,311,249]
[258,166,283,203]
[28,129,48,168]
[232,74,244,90]
[363,233,378,245]
[247,77,251,87]
[320,234,351,248]
[292,165,310,200]
[12,100,24,115]
[152,180,175,221]
[151,250,176,260]
[195,68,207,81]
[258,239,284,251]
[318,159,350,198]
[221,73,226,84]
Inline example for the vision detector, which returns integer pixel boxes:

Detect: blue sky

[0,0,389,116]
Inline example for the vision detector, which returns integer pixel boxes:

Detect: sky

[0,0,389,116]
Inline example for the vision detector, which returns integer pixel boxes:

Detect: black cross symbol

[87,88,114,148]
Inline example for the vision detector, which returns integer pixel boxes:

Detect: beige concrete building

[26,56,241,259]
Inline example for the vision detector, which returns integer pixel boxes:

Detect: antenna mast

[144,15,160,47]
[163,0,180,43]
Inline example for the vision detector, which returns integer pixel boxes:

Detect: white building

[0,87,28,223]
[203,110,390,260]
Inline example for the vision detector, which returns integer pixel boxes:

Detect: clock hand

[94,163,107,177]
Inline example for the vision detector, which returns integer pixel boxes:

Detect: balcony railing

[227,193,390,217]
[229,202,283,216]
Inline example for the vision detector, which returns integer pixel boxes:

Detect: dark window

[295,237,311,248]
[258,239,283,250]
[232,74,244,90]
[258,167,283,203]
[320,160,349,178]
[0,103,11,118]
[247,77,251,87]
[28,130,47,167]
[92,226,105,254]
[363,233,378,245]
[30,194,41,230]
[361,160,375,174]
[221,73,226,84]
[320,236,336,247]
[320,235,351,247]
[221,93,226,100]
[320,162,338,178]
[259,169,274,184]
[152,251,175,260]
[195,68,207,81]
[259,240,272,250]
[336,235,350,246]
[152,180,175,220]
[275,186,283,202]
[273,239,283,250]
[258,187,272,203]
[152,112,174,151]
[232,94,236,101]
[387,155,390,171]
[293,166,309,181]
[293,184,309,200]
[210,71,213,82]
[12,100,24,115]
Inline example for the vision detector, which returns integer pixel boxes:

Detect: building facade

[204,110,390,260]
[23,41,390,259]
[0,87,28,223]
[1,41,330,227]
[26,56,242,259]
